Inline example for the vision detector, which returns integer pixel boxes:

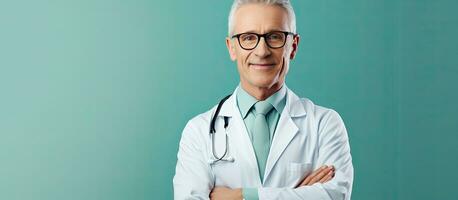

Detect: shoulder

[290,91,341,119]
[290,92,346,131]
[306,98,341,120]
[181,104,219,136]
[298,97,348,141]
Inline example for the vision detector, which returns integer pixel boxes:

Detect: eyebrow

[239,29,285,34]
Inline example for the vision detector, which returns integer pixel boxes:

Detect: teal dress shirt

[236,85,287,200]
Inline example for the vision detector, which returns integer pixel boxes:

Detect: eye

[267,32,283,41]
[240,34,257,41]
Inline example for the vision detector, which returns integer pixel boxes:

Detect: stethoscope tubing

[209,94,232,164]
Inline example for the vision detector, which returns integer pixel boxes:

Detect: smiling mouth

[249,63,276,69]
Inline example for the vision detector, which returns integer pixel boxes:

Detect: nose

[253,37,272,57]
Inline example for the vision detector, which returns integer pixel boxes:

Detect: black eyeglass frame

[231,31,297,50]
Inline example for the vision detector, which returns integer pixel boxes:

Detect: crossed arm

[210,165,336,200]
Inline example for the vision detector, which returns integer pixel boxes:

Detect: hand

[210,187,243,200]
[295,165,335,188]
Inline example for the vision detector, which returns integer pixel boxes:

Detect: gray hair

[228,0,297,36]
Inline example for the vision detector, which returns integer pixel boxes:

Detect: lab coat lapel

[218,88,262,186]
[264,88,306,182]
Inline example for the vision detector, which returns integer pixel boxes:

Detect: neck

[240,81,283,101]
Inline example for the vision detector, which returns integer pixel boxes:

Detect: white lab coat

[173,86,353,200]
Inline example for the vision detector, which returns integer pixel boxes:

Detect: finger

[300,165,327,186]
[309,166,334,185]
[299,165,328,186]
[319,169,335,183]
[309,168,331,185]
[318,166,335,183]
[323,172,335,183]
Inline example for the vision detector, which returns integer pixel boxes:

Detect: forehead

[233,3,290,34]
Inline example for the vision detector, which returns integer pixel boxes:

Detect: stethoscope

[208,94,235,165]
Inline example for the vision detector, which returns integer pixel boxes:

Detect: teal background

[0,0,457,199]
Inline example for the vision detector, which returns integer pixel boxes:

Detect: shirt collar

[236,84,287,119]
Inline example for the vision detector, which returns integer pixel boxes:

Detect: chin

[249,78,276,88]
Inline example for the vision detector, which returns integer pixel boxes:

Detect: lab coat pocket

[286,162,312,187]
[211,161,241,188]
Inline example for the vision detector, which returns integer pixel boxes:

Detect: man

[173,0,353,199]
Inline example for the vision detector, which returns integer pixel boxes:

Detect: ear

[289,34,300,60]
[226,37,237,61]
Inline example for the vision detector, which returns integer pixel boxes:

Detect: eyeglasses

[231,31,296,50]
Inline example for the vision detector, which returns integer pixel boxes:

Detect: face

[226,3,300,90]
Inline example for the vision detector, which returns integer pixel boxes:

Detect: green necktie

[253,101,273,182]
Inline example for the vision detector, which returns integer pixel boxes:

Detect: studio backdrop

[0,0,457,199]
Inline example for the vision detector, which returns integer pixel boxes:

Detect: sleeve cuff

[242,188,259,200]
